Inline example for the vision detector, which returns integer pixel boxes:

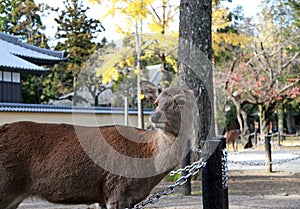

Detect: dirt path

[20,170,300,209]
[149,170,300,209]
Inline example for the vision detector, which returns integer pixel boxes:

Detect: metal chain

[131,145,230,209]
[130,158,206,209]
[228,153,300,166]
[222,148,229,189]
[169,159,203,176]
[191,146,202,154]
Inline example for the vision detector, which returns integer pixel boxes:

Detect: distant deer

[225,129,239,152]
[0,82,197,209]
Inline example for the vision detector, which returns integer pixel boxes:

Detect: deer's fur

[225,129,239,152]
[0,83,197,209]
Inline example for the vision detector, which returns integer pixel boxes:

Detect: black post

[202,140,223,209]
[278,132,281,146]
[181,141,192,195]
[254,132,258,146]
[221,137,229,209]
[265,136,272,173]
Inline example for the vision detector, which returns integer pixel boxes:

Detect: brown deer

[225,129,239,152]
[0,82,197,209]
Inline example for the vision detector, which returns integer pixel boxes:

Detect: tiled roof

[1,50,47,71]
[146,64,163,86]
[0,32,65,72]
[0,103,153,115]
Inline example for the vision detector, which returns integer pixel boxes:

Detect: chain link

[222,148,229,189]
[191,146,202,154]
[131,144,230,209]
[130,159,206,209]
[228,152,300,166]
[126,137,299,209]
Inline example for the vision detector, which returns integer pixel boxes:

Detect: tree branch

[225,58,238,91]
[260,42,274,80]
[281,51,300,70]
[150,5,161,23]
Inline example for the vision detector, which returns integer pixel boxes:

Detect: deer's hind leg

[0,177,26,209]
[0,195,24,209]
[0,165,27,209]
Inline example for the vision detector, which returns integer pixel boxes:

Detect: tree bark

[259,104,271,138]
[178,0,214,141]
[278,102,284,135]
[286,102,293,134]
[178,0,216,200]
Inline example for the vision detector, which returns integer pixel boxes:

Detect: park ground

[20,146,300,209]
[151,145,300,209]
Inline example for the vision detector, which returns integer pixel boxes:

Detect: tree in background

[212,3,251,135]
[289,0,300,28]
[0,0,48,46]
[89,0,151,128]
[89,0,180,128]
[43,0,105,103]
[223,0,300,140]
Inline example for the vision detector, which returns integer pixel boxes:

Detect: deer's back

[0,121,160,205]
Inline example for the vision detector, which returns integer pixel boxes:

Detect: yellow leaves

[212,7,229,32]
[213,32,251,51]
[103,0,154,21]
[102,67,119,84]
[166,56,177,73]
[95,46,136,84]
[148,22,164,33]
[212,6,252,53]
[88,0,98,4]
[173,31,179,38]
[134,66,140,75]
[126,1,146,20]
[115,25,132,36]
[96,53,122,83]
[125,56,134,66]
[212,7,251,52]
[119,61,125,68]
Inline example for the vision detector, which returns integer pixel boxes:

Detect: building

[0,32,65,103]
[0,33,152,127]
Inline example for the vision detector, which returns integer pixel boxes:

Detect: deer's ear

[140,81,159,103]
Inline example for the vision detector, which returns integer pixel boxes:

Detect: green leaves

[0,0,47,47]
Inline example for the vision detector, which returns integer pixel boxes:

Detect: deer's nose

[151,113,161,123]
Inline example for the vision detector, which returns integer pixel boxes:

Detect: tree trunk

[178,0,214,141]
[178,0,215,199]
[286,102,293,134]
[229,96,251,148]
[135,21,143,129]
[240,109,251,148]
[278,102,284,138]
[73,76,78,105]
[259,104,271,138]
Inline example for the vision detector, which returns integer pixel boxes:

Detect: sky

[34,0,262,46]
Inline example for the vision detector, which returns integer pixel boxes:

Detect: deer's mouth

[153,122,166,129]
[151,112,168,130]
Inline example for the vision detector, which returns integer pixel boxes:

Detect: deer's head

[141,81,197,137]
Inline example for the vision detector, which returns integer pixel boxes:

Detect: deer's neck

[153,129,189,174]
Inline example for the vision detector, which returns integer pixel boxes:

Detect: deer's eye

[173,94,186,108]
[173,99,185,108]
[176,99,186,106]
